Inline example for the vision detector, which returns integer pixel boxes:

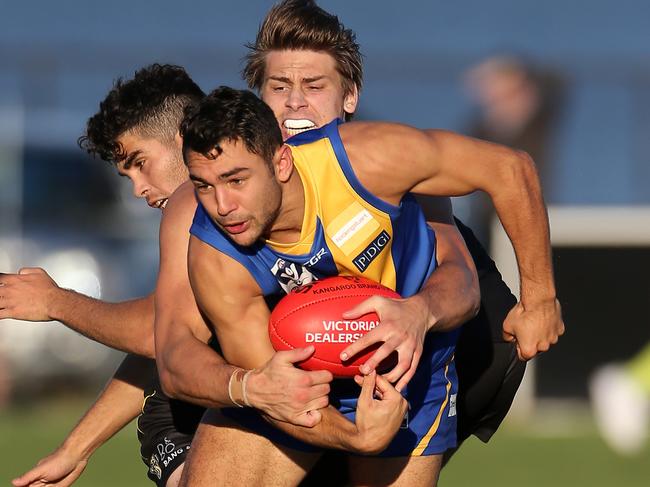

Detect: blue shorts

[223,330,459,457]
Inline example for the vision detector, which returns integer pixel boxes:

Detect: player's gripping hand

[503,297,564,361]
[339,295,429,391]
[12,445,87,487]
[350,371,408,455]
[247,346,334,427]
[0,268,60,321]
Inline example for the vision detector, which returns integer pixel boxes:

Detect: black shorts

[137,374,205,487]
[137,373,348,486]
[454,218,527,443]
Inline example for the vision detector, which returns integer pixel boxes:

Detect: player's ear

[343,85,359,117]
[274,144,294,183]
[174,131,183,149]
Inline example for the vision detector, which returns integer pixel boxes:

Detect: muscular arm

[0,269,154,357]
[12,354,154,487]
[343,122,563,360]
[188,236,405,453]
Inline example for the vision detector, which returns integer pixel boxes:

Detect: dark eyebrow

[189,174,210,184]
[219,167,248,179]
[123,150,143,169]
[267,75,326,84]
[268,76,292,84]
[302,76,326,84]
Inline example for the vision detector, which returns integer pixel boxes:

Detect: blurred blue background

[1,0,649,404]
[1,1,649,485]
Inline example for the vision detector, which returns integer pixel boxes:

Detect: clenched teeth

[284,119,316,136]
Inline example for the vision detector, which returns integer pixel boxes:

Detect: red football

[269,275,400,377]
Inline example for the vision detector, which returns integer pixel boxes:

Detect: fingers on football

[340,327,381,363]
[340,295,379,320]
[279,345,315,364]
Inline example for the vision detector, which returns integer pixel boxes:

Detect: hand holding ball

[269,276,400,377]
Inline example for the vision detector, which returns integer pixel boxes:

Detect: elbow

[505,150,540,192]
[157,365,182,399]
[156,352,184,399]
[139,334,156,360]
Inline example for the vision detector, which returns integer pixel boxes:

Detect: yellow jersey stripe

[411,364,452,456]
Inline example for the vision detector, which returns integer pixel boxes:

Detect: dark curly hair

[181,87,282,170]
[79,64,205,165]
[243,0,362,121]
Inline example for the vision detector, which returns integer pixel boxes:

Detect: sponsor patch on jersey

[327,202,380,255]
[352,230,391,272]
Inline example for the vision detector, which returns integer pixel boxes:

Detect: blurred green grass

[1,397,147,486]
[1,398,648,486]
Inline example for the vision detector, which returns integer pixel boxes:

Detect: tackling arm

[345,122,563,361]
[417,129,563,360]
[0,270,154,358]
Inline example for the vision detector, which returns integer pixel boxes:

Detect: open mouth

[283,119,316,137]
[222,221,249,235]
[151,198,168,210]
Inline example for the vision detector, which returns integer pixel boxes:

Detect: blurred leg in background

[590,342,650,455]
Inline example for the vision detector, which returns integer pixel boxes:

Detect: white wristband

[242,369,254,407]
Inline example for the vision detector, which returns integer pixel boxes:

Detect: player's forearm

[60,354,153,459]
[157,333,236,409]
[49,290,155,357]
[267,406,366,453]
[413,259,480,333]
[269,404,398,455]
[488,151,557,305]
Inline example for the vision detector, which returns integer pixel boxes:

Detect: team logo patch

[352,231,391,272]
[149,454,162,480]
[271,258,317,293]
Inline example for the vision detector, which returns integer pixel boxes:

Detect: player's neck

[266,170,305,244]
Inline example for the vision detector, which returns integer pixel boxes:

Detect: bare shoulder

[188,235,262,298]
[337,121,436,203]
[338,121,425,146]
[161,181,197,228]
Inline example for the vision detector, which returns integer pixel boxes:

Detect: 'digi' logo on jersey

[353,230,391,272]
